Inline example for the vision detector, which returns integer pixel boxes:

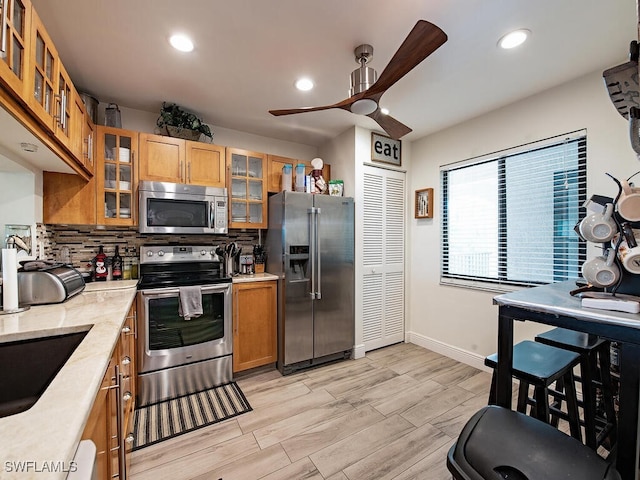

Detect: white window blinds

[440,131,587,289]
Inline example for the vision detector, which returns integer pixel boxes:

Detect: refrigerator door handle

[315,207,321,299]
[309,207,317,299]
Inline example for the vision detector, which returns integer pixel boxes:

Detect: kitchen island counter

[0,280,138,479]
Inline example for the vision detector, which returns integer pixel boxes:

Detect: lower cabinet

[233,281,277,372]
[82,305,136,480]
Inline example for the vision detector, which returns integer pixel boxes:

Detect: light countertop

[232,272,278,283]
[0,280,138,479]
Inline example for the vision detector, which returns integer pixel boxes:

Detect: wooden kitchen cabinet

[82,304,136,480]
[68,88,94,172]
[139,132,225,187]
[233,280,277,372]
[0,0,31,99]
[266,154,331,193]
[25,7,58,130]
[227,147,268,229]
[138,133,184,183]
[43,171,96,224]
[82,107,95,173]
[185,140,225,187]
[96,126,138,226]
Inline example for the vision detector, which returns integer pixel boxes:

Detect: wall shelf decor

[415,188,433,218]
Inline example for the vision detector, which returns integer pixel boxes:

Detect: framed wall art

[415,188,433,219]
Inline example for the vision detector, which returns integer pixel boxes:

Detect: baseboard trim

[353,343,366,359]
[405,331,491,373]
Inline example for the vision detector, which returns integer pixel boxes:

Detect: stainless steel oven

[136,245,232,406]
[138,180,228,234]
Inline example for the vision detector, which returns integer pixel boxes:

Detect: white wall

[98,104,318,161]
[406,70,638,369]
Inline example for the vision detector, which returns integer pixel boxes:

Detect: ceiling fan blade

[365,20,447,98]
[269,95,362,116]
[367,109,412,139]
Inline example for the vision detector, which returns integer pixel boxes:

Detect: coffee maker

[239,255,254,275]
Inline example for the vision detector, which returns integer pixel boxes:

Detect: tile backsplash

[39,224,261,272]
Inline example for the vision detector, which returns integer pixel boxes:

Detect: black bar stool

[535,327,617,451]
[447,405,621,480]
[485,340,583,441]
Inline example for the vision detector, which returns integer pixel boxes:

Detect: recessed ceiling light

[498,29,530,49]
[169,34,194,52]
[295,78,314,91]
[380,107,389,115]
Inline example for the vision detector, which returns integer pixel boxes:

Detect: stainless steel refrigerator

[266,191,355,375]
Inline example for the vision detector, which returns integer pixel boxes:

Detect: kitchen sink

[0,330,88,418]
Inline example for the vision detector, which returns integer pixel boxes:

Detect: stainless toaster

[17,265,85,305]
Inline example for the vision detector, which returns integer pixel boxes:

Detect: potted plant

[156,102,213,142]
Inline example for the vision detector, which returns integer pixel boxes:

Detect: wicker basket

[165,125,202,141]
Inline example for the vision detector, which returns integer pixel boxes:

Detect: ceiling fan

[269,20,448,140]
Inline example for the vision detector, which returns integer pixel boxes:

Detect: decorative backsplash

[38,224,261,273]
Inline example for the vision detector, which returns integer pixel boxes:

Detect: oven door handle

[139,283,231,296]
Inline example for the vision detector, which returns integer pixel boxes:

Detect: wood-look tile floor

[130,343,492,480]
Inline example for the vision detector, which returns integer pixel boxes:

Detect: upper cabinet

[139,133,225,188]
[185,140,225,187]
[96,126,137,226]
[227,148,267,229]
[0,0,31,98]
[26,7,58,130]
[266,154,331,193]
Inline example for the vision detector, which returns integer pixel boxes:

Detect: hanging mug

[578,203,617,243]
[617,179,640,222]
[617,224,640,274]
[581,249,620,288]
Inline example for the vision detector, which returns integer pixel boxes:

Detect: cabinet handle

[123,391,132,402]
[122,325,131,334]
[187,162,191,183]
[125,434,134,445]
[54,91,66,130]
[115,366,127,480]
[0,0,7,59]
[121,356,131,366]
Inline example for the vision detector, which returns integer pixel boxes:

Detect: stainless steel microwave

[138,181,228,234]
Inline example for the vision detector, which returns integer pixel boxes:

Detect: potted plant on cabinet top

[156,102,213,142]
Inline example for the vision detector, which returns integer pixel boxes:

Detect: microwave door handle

[209,201,215,229]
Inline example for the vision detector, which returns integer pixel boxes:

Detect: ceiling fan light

[498,29,530,49]
[350,98,378,115]
[295,78,314,91]
[380,107,389,115]
[169,34,194,52]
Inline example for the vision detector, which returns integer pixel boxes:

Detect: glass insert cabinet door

[0,0,29,96]
[96,127,137,225]
[227,148,267,229]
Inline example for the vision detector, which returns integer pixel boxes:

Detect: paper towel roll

[2,248,18,311]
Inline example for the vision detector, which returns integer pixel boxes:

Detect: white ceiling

[23,0,640,148]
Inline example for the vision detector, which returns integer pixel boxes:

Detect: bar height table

[493,280,640,480]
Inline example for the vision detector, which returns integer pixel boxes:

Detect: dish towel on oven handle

[178,286,203,320]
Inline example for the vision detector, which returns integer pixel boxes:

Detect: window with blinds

[440,131,587,289]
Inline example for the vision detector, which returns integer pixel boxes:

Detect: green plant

[156,102,213,139]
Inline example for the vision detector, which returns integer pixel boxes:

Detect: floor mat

[132,382,252,450]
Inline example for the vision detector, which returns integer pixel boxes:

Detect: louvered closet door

[362,165,406,351]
